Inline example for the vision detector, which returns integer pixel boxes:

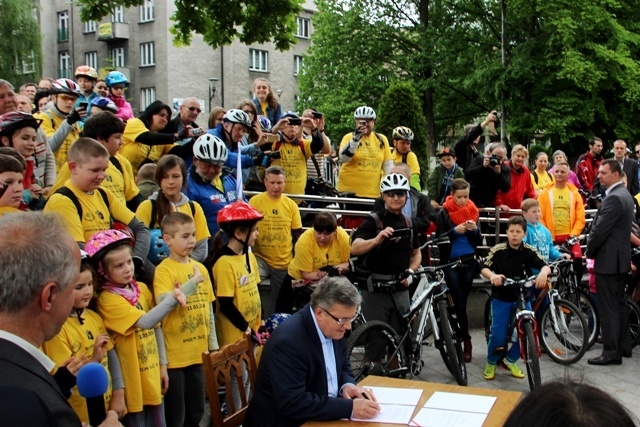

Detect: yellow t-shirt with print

[552,186,571,236]
[213,251,262,346]
[34,110,81,171]
[391,149,421,190]
[271,139,313,195]
[136,199,211,241]
[531,170,554,193]
[51,154,140,205]
[0,206,21,218]
[119,118,166,174]
[288,227,351,280]
[154,258,215,368]
[337,132,393,198]
[249,192,302,269]
[97,282,162,413]
[43,181,135,243]
[42,310,114,424]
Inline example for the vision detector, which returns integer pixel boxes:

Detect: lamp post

[276,89,283,98]
[208,77,219,112]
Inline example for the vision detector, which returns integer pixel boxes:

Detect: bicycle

[346,259,467,386]
[483,275,542,391]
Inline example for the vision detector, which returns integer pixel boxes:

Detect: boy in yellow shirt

[43,137,150,272]
[50,111,143,210]
[154,212,218,426]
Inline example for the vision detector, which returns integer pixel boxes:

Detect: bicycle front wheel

[627,299,640,348]
[346,320,405,382]
[539,298,588,365]
[436,299,467,386]
[521,321,541,391]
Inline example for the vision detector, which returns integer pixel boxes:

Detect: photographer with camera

[464,142,510,208]
[454,111,499,171]
[351,173,421,337]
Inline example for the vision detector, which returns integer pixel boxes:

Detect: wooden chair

[202,333,258,427]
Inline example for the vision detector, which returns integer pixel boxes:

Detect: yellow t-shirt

[34,110,81,171]
[249,192,302,269]
[154,258,215,368]
[42,310,114,423]
[288,227,351,280]
[259,101,269,116]
[531,170,554,192]
[119,118,166,174]
[271,139,313,195]
[51,154,140,205]
[337,132,393,198]
[391,149,420,182]
[0,206,21,218]
[97,283,162,413]
[552,186,571,236]
[135,199,211,241]
[213,251,262,346]
[43,181,135,243]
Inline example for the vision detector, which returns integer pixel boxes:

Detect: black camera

[489,154,502,167]
[391,228,412,238]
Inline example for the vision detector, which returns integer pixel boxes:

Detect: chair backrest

[202,333,258,427]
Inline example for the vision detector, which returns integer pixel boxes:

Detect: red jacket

[495,162,535,209]
[575,151,601,191]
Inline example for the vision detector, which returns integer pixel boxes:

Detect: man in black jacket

[464,142,510,208]
[454,111,499,171]
[165,97,206,168]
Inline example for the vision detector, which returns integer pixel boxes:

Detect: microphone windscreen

[76,363,109,398]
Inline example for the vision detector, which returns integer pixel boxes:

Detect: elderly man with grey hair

[165,96,206,168]
[245,277,381,427]
[0,212,120,426]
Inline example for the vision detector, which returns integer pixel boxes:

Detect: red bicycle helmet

[0,112,42,138]
[217,201,263,225]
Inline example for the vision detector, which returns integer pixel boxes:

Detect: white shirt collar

[0,329,56,372]
[605,180,624,196]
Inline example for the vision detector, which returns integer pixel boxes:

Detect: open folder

[350,386,424,424]
[410,391,497,427]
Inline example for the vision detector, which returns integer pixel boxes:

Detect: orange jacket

[538,182,586,241]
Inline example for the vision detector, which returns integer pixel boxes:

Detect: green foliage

[0,0,42,85]
[77,0,303,51]
[376,81,429,182]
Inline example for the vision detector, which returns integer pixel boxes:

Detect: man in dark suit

[0,213,120,426]
[613,139,639,196]
[245,277,380,427]
[586,159,634,365]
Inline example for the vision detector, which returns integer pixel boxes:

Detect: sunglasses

[188,106,202,113]
[57,94,78,102]
[384,190,407,199]
[314,227,336,236]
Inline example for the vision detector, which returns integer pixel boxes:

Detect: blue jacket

[206,124,256,171]
[523,221,562,263]
[252,98,282,128]
[186,165,244,236]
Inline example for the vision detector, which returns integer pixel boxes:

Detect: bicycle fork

[516,312,541,359]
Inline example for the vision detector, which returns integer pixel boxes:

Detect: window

[17,51,36,75]
[58,51,71,78]
[111,6,125,23]
[249,49,268,72]
[57,11,69,42]
[110,47,126,67]
[294,55,304,76]
[296,17,310,39]
[83,21,97,33]
[85,51,98,70]
[140,87,156,110]
[139,0,154,23]
[140,42,155,67]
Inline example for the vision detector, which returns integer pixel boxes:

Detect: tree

[0,0,42,85]
[376,81,429,184]
[76,0,304,51]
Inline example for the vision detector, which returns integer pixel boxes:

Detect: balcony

[97,22,130,42]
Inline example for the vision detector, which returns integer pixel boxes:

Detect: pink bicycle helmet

[85,229,133,262]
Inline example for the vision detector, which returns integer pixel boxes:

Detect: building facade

[37,0,314,121]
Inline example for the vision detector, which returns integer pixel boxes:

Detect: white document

[410,391,497,427]
[350,386,423,425]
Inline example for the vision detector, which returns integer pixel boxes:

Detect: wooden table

[303,377,522,427]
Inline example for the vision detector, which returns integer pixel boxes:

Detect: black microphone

[76,363,109,427]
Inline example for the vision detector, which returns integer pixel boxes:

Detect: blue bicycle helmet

[147,229,169,265]
[105,71,129,88]
[258,115,272,132]
[265,313,292,334]
[91,97,118,114]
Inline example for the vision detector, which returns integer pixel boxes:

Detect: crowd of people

[0,65,637,427]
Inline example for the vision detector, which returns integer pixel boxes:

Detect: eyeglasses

[58,94,77,102]
[384,190,407,199]
[635,151,640,154]
[314,227,336,236]
[188,106,202,113]
[322,307,359,325]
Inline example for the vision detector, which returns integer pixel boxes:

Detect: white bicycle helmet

[354,106,376,120]
[193,134,229,163]
[392,126,414,141]
[50,78,81,96]
[380,173,410,193]
[223,109,252,128]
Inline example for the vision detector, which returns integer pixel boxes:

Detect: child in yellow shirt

[87,229,200,426]
[155,212,218,426]
[43,251,126,423]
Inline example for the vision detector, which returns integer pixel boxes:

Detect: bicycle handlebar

[503,275,538,287]
[419,235,450,250]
